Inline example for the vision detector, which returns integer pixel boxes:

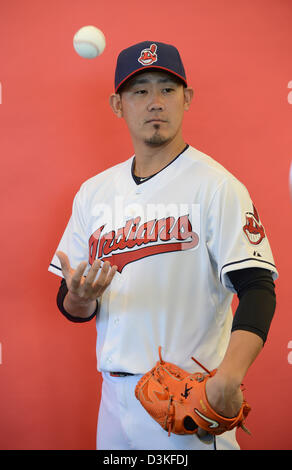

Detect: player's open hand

[56,251,118,304]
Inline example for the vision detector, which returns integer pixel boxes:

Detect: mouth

[146,119,167,124]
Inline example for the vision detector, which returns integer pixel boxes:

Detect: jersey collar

[131,143,189,185]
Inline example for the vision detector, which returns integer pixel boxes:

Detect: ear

[109,93,123,118]
[183,87,194,111]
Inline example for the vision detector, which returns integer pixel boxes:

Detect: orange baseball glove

[135,347,251,438]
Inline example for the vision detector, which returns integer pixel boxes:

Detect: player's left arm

[206,267,276,418]
[206,330,262,418]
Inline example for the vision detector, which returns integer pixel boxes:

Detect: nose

[147,90,165,112]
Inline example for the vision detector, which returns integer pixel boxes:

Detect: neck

[132,135,187,178]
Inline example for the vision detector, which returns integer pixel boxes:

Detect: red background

[0,0,291,450]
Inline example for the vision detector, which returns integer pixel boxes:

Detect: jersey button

[114,318,119,325]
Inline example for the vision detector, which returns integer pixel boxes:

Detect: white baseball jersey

[48,144,278,374]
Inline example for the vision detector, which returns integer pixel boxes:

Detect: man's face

[112,71,193,148]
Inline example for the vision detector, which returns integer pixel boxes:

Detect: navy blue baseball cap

[114,41,187,93]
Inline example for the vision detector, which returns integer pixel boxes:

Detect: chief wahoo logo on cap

[138,44,158,66]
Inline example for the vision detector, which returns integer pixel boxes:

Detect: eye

[163,88,174,93]
[135,89,147,94]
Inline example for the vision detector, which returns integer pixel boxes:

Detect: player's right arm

[56,251,118,319]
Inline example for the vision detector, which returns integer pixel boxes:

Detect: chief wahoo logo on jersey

[243,203,266,245]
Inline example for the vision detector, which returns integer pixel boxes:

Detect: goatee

[144,125,170,147]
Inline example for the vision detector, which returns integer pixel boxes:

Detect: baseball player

[48,41,278,450]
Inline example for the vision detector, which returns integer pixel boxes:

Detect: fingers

[104,263,118,285]
[92,261,118,296]
[70,261,88,291]
[73,258,118,298]
[84,259,102,285]
[56,251,71,280]
[56,251,118,298]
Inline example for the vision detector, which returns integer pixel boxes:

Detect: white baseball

[73,25,106,59]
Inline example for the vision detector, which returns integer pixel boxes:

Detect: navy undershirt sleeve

[227,267,276,343]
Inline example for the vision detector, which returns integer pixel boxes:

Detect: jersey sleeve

[206,176,279,293]
[48,187,89,278]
